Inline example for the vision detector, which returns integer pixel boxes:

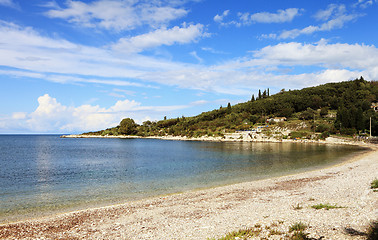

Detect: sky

[0,0,377,134]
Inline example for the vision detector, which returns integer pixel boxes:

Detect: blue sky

[0,0,377,133]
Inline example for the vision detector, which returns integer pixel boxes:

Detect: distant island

[73,77,377,142]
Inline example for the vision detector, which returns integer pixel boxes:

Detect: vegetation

[85,78,378,138]
[371,179,378,189]
[289,230,311,240]
[367,220,378,240]
[311,203,344,210]
[209,227,261,240]
[289,222,307,232]
[210,221,313,240]
[292,203,303,210]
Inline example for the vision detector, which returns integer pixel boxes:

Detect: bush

[290,131,309,139]
[300,108,316,120]
[315,124,330,133]
[311,203,344,210]
[320,107,329,117]
[367,221,378,240]
[318,131,330,140]
[290,231,311,240]
[340,128,356,135]
[371,179,378,189]
[289,222,307,232]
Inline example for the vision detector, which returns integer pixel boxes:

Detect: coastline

[1,144,377,239]
[61,133,368,146]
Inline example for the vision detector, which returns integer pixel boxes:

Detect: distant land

[79,77,378,141]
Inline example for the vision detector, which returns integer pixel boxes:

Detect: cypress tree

[227,102,231,109]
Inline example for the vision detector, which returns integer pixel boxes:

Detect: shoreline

[62,133,369,146]
[1,144,377,239]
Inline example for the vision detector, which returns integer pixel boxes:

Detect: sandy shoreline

[0,143,377,239]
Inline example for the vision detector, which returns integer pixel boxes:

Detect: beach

[0,144,377,239]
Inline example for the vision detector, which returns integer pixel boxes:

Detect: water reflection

[35,136,53,191]
[0,136,366,223]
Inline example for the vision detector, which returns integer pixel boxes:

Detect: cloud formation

[263,4,361,39]
[214,10,230,23]
[1,18,378,97]
[0,94,198,133]
[112,23,207,53]
[214,8,302,26]
[354,0,376,8]
[44,0,188,31]
[240,8,302,24]
[0,0,18,9]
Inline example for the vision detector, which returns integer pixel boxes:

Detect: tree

[300,108,316,120]
[119,118,138,135]
[258,89,262,99]
[251,94,255,101]
[267,88,270,97]
[227,102,232,113]
[320,107,328,117]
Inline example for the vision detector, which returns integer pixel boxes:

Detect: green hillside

[85,77,378,138]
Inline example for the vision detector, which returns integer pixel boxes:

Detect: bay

[0,135,366,223]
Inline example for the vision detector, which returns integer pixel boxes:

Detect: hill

[84,77,378,139]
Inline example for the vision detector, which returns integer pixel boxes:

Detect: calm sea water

[0,135,366,223]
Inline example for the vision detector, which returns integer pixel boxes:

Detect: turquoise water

[0,135,366,223]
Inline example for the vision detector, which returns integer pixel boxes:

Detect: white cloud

[0,20,186,82]
[1,20,378,100]
[113,88,136,96]
[314,4,346,21]
[244,8,302,24]
[0,0,18,9]
[140,40,378,94]
[0,94,195,133]
[12,112,27,120]
[214,10,229,23]
[268,4,361,39]
[201,47,227,54]
[252,40,378,70]
[44,0,188,31]
[112,23,207,53]
[214,8,301,27]
[354,0,376,8]
[190,51,203,63]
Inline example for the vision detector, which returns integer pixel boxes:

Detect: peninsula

[65,78,378,143]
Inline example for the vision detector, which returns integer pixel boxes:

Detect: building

[371,103,378,112]
[267,117,287,123]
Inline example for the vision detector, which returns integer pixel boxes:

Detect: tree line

[85,77,378,137]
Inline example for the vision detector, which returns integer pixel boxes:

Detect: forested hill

[85,77,378,138]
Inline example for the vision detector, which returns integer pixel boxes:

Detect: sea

[0,135,366,223]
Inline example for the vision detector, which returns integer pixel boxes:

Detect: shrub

[318,131,330,140]
[213,227,261,240]
[371,179,378,189]
[340,128,356,135]
[315,124,330,133]
[289,131,309,139]
[311,203,344,210]
[289,222,307,232]
[367,221,378,240]
[290,231,311,240]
